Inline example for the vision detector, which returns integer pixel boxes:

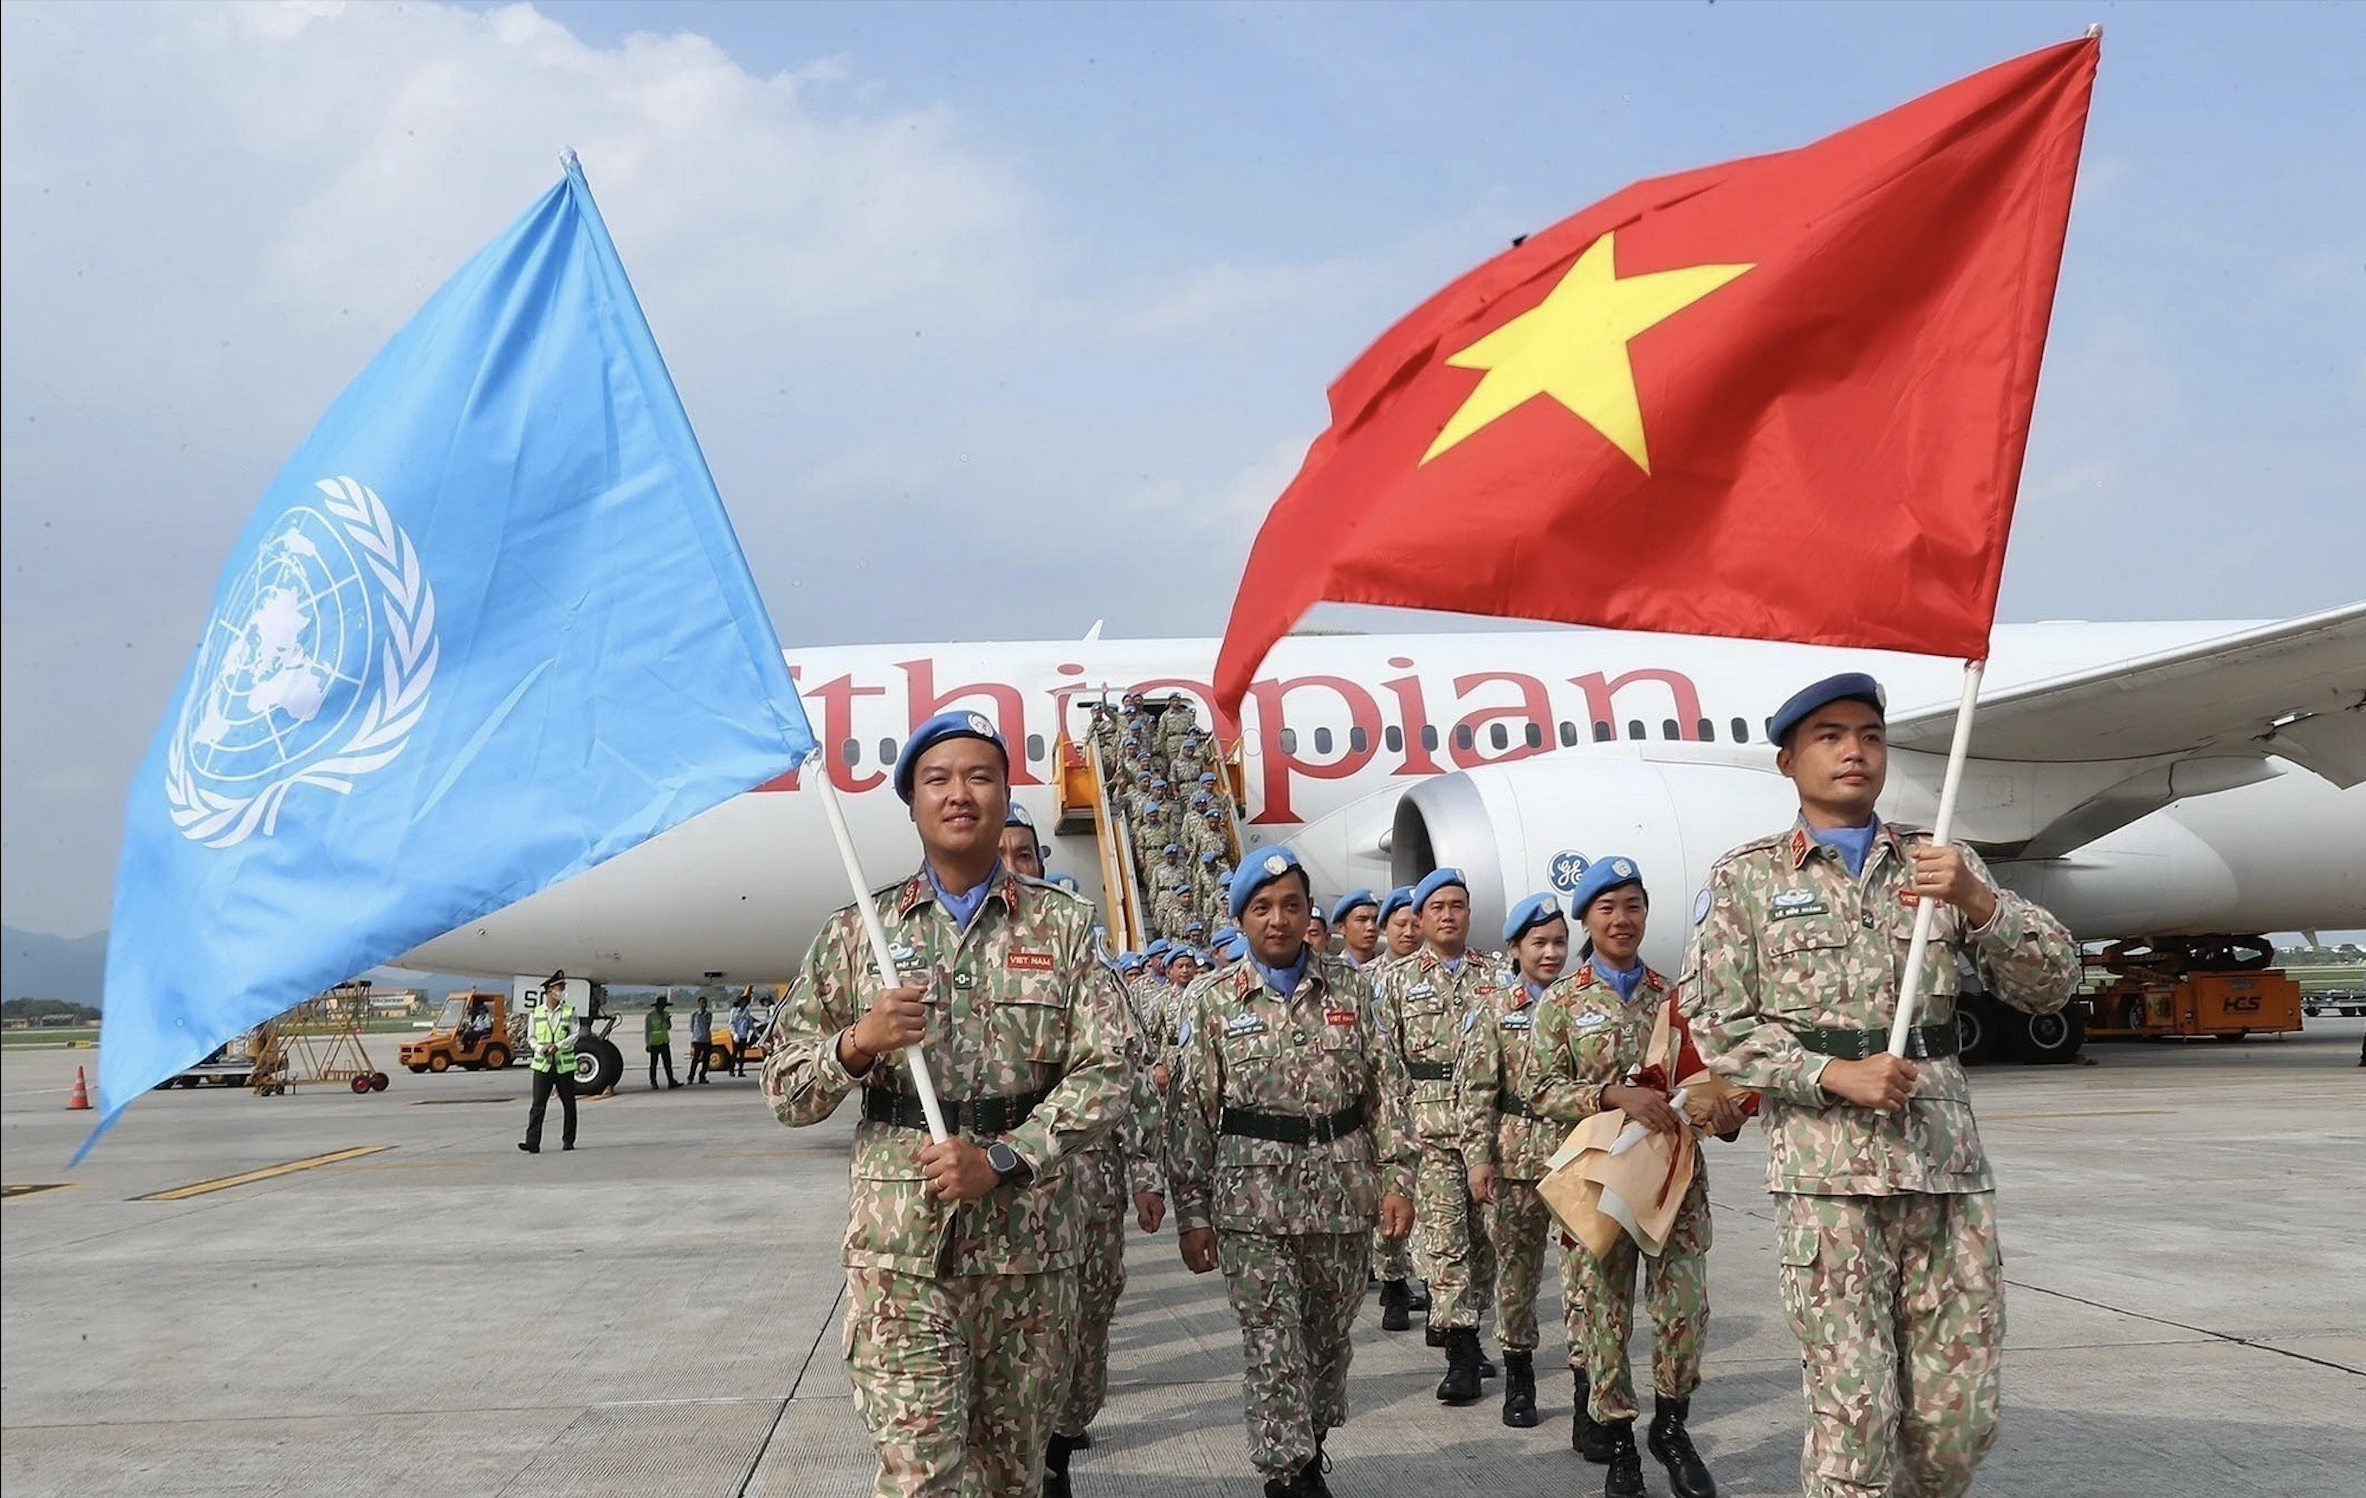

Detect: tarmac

[3,1024,2361,1498]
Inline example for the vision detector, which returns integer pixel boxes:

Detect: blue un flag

[90,160,815,1152]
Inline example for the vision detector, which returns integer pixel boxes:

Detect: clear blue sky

[2,0,2359,935]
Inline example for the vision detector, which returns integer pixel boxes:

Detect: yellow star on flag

[1421,232,1754,473]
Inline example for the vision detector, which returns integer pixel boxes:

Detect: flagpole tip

[2085,22,2101,39]
[558,148,581,175]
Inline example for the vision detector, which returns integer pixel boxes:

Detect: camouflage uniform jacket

[1458,975,1620,1181]
[1168,952,1413,1235]
[1374,948,1506,1151]
[1530,963,1675,1126]
[1076,974,1168,1201]
[762,868,1129,1276]
[1680,820,2079,1196]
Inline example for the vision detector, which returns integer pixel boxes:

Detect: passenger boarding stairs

[1053,694,1250,955]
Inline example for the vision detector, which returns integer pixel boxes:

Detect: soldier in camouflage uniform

[1533,859,1739,1498]
[1366,885,1426,1328]
[1681,674,2080,1498]
[1157,698,1199,761]
[1373,867,1501,1404]
[1046,959,1171,1497]
[1169,845,1414,1497]
[1331,891,1382,971]
[1457,891,1574,1432]
[761,712,1128,1498]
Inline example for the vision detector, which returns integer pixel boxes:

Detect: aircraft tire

[2011,1006,2084,1065]
[1954,994,1999,1066]
[580,1036,625,1096]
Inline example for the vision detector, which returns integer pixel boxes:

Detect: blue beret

[1769,672,1887,747]
[1201,849,1220,863]
[1214,925,1240,946]
[1004,801,1035,829]
[894,710,1008,803]
[1378,886,1415,924]
[1502,891,1567,946]
[1163,843,1180,854]
[1151,777,1168,788]
[1221,932,1250,961]
[1170,945,1205,966]
[1049,873,1079,892]
[1570,855,1646,914]
[1117,953,1145,972]
[1199,771,1218,783]
[1146,938,1171,957]
[1331,888,1379,924]
[1412,867,1468,912]
[1229,845,1308,921]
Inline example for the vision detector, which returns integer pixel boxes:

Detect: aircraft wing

[1890,600,2366,788]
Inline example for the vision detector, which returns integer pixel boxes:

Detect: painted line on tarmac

[1982,1108,2175,1121]
[407,1097,518,1106]
[2008,1278,2366,1377]
[136,1145,390,1201]
[351,1160,483,1171]
[1,1182,78,1199]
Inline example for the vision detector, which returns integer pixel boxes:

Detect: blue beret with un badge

[1220,932,1250,961]
[1768,672,1887,747]
[1501,892,1565,946]
[1229,845,1307,921]
[1004,801,1035,829]
[1569,855,1646,913]
[1377,886,1415,924]
[1146,938,1171,958]
[894,710,1007,803]
[1412,866,1468,912]
[1330,888,1379,925]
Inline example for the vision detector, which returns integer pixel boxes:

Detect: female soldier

[1458,892,1574,1430]
[1532,858,1738,1498]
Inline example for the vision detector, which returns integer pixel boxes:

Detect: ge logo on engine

[1548,850,1591,893]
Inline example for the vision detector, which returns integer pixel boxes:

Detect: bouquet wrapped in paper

[1538,994,1759,1259]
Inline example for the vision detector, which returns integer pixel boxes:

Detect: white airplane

[405,602,2366,1025]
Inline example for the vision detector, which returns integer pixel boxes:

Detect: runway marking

[1,1182,77,1199]
[407,1097,517,1106]
[703,1148,844,1160]
[1982,1108,2174,1121]
[351,1160,483,1171]
[2008,1278,2366,1378]
[136,1145,390,1201]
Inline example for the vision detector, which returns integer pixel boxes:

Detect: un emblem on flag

[165,477,437,848]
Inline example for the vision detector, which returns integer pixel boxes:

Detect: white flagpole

[1887,660,1986,1058]
[812,758,950,1143]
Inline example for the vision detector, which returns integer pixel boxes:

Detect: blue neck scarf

[1811,816,1881,878]
[927,861,1002,931]
[1251,951,1308,1000]
[1591,954,1645,1001]
[1522,976,1548,1004]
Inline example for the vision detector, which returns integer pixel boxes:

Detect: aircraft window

[1421,725,1440,752]
[1559,721,1577,747]
[1384,725,1403,753]
[1626,720,1645,740]
[1314,727,1334,754]
[1026,733,1046,763]
[1593,721,1613,743]
[840,738,861,766]
[1489,723,1508,751]
[1731,717,1750,743]
[1662,719,1680,739]
[1350,726,1370,753]
[1455,725,1476,752]
[1524,722,1544,749]
[1696,718,1715,741]
[1280,728,1299,754]
[878,737,896,765]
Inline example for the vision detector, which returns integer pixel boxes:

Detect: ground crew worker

[1533,859,1736,1498]
[761,710,1129,1498]
[728,989,758,1077]
[1002,802,1048,880]
[1333,891,1381,969]
[1365,884,1425,1327]
[519,975,577,1153]
[645,993,679,1090]
[1458,892,1573,1432]
[1168,846,1414,1498]
[1681,674,2079,1498]
[686,990,714,1084]
[1374,868,1502,1403]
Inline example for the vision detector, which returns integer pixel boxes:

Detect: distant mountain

[3,925,108,1005]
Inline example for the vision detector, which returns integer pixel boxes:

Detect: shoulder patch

[1691,889,1712,926]
[1175,1016,1193,1047]
[1461,1009,1478,1033]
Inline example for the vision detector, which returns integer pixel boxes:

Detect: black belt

[1794,1023,1957,1061]
[1405,1060,1455,1082]
[1220,1105,1366,1145]
[1497,1094,1539,1120]
[863,1085,1051,1135]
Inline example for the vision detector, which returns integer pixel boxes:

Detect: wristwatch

[984,1140,1032,1189]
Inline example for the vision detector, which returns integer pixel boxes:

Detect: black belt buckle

[1902,1024,1929,1061]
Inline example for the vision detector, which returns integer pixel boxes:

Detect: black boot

[1648,1393,1716,1498]
[1407,1281,1432,1312]
[1424,1320,1447,1348]
[1477,1342,1497,1380]
[1435,1326,1484,1405]
[1601,1418,1645,1498]
[1044,1432,1079,1498]
[1379,1279,1412,1332]
[1071,1431,1093,1451]
[1572,1369,1610,1463]
[1500,1349,1539,1428]
[1300,1430,1334,1498]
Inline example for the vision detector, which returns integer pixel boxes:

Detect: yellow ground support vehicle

[398,989,520,1073]
[2077,937,2304,1043]
[694,988,779,1074]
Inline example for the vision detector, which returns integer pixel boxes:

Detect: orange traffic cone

[67,1066,93,1111]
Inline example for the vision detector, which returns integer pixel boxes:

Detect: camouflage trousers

[1777,1190,2003,1498]
[1053,1198,1128,1438]
[1414,1146,1495,1330]
[1371,1226,1413,1283]
[1216,1229,1368,1479]
[843,1264,1078,1498]
[1573,1172,1710,1422]
[1488,1177,1558,1353]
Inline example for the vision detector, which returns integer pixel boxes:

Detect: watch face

[987,1142,1018,1174]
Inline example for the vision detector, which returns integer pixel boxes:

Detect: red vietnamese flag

[1213,37,2098,715]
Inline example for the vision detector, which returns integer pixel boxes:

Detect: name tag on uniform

[1225,1013,1266,1038]
[1005,950,1055,972]
[1498,1011,1533,1032]
[1769,889,1827,920]
[1325,1008,1359,1027]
